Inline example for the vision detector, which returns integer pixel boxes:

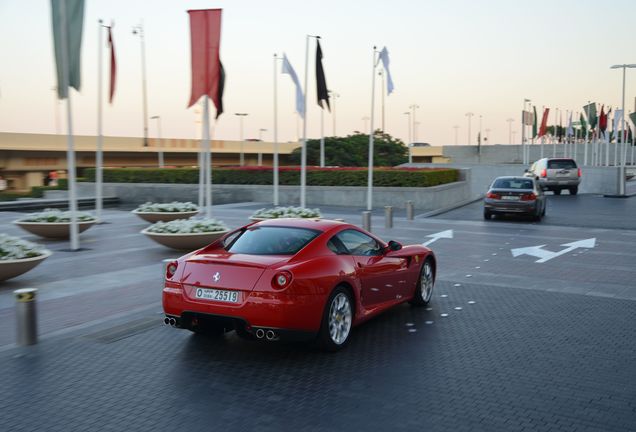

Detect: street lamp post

[258,128,267,166]
[362,116,370,133]
[465,112,474,145]
[150,115,164,168]
[132,22,149,147]
[610,64,636,168]
[234,113,248,166]
[507,118,514,144]
[409,104,419,142]
[329,90,339,136]
[404,111,411,163]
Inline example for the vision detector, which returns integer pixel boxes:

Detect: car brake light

[577,168,581,177]
[521,193,537,201]
[540,169,547,178]
[166,261,178,279]
[272,271,292,289]
[486,192,501,199]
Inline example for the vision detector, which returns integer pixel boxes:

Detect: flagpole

[273,53,280,206]
[320,108,325,167]
[301,35,316,209]
[521,100,526,164]
[367,46,377,212]
[584,102,590,166]
[96,20,104,222]
[553,108,557,158]
[203,97,212,218]
[59,0,80,251]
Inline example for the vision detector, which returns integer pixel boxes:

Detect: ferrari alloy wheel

[410,259,434,306]
[318,287,353,351]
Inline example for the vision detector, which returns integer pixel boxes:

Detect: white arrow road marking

[511,238,596,263]
[422,229,453,247]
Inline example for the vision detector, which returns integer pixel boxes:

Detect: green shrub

[82,167,459,188]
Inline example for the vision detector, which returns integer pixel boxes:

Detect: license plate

[194,287,240,303]
[501,196,520,201]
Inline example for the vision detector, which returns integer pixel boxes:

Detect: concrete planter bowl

[132,210,199,223]
[141,228,229,251]
[13,220,97,239]
[0,250,52,282]
[249,217,322,222]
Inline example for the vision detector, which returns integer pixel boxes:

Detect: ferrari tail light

[521,193,537,201]
[486,192,501,199]
[272,271,293,289]
[540,168,547,178]
[577,168,581,177]
[166,261,178,279]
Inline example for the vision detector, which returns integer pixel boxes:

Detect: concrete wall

[76,181,471,211]
[442,143,632,166]
[407,163,621,197]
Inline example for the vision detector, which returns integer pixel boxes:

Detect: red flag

[187,9,224,117]
[107,25,116,104]
[599,105,608,132]
[538,108,550,137]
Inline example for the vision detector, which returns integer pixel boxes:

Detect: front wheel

[410,258,435,306]
[318,287,354,352]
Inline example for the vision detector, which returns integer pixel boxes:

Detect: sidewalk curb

[416,195,485,219]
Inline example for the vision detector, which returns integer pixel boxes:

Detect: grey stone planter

[0,250,52,281]
[132,209,199,223]
[141,228,229,251]
[13,220,97,239]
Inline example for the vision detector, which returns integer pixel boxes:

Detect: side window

[327,237,348,255]
[335,229,383,256]
[222,230,242,248]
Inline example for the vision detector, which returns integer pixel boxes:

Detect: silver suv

[524,158,581,195]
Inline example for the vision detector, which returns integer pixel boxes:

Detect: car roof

[493,176,533,181]
[251,217,349,232]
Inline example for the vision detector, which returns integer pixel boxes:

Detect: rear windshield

[226,226,320,255]
[548,159,577,169]
[492,179,534,190]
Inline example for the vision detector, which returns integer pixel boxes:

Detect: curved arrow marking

[511,238,596,263]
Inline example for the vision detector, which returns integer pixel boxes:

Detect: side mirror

[387,240,402,251]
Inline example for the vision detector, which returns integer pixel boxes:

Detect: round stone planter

[132,210,199,223]
[0,250,52,282]
[141,228,229,251]
[249,216,321,222]
[13,220,97,239]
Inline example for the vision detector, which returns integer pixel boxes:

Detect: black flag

[316,39,330,111]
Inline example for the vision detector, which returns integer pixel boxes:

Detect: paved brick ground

[1,281,635,432]
[1,195,635,431]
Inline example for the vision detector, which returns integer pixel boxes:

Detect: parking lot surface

[1,194,635,431]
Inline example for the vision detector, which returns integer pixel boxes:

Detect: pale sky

[1,0,635,146]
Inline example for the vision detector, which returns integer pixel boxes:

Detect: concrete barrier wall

[407,163,621,197]
[76,180,471,210]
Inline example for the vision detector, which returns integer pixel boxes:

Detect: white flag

[281,53,305,119]
[566,112,574,137]
[612,109,623,140]
[377,47,395,95]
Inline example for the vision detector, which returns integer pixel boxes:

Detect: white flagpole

[59,0,79,251]
[584,103,590,166]
[202,97,212,218]
[273,53,279,206]
[300,35,312,209]
[366,46,377,212]
[320,109,325,167]
[540,107,544,159]
[553,108,557,157]
[96,20,104,222]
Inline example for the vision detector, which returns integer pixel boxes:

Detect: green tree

[289,131,408,167]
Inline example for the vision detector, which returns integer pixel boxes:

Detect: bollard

[385,206,393,229]
[15,288,38,346]
[406,200,414,220]
[362,211,372,232]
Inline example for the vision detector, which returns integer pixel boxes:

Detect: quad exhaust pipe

[164,317,177,326]
[255,328,265,339]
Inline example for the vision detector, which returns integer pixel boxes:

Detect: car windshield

[548,159,577,169]
[226,226,320,255]
[493,179,534,189]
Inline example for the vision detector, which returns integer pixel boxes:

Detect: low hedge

[0,179,68,201]
[83,167,459,188]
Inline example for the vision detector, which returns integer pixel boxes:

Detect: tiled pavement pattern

[1,194,635,430]
[1,281,634,431]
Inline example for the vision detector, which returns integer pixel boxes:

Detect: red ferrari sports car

[163,218,436,351]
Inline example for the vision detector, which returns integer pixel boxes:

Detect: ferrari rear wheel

[410,258,434,306]
[318,286,353,352]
